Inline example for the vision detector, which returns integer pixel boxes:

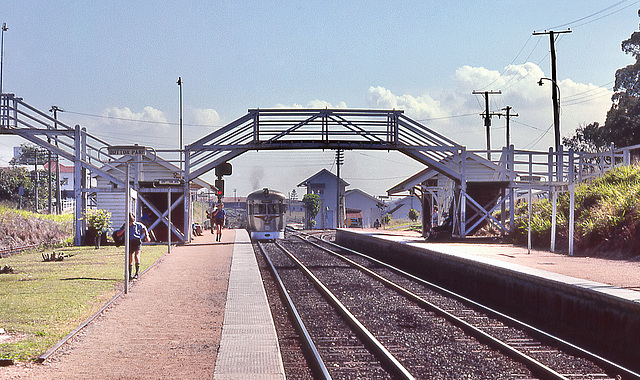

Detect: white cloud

[102,106,170,128]
[273,100,348,109]
[366,62,613,151]
[367,86,446,120]
[189,107,221,126]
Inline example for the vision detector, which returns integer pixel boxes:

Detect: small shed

[344,189,384,228]
[388,152,512,236]
[93,155,210,243]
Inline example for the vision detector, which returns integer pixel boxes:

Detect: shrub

[408,208,420,222]
[84,209,112,234]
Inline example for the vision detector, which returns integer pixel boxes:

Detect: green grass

[0,244,167,361]
[510,164,640,256]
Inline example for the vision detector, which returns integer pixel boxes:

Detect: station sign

[107,145,147,156]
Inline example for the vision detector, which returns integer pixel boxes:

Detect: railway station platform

[213,229,285,379]
[336,228,640,371]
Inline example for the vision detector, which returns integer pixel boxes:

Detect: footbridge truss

[186,108,465,181]
[185,108,474,236]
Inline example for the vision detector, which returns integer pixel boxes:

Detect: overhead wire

[477,35,534,91]
[62,109,222,129]
[547,0,640,29]
[522,122,555,150]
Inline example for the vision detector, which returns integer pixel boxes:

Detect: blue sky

[2,1,639,197]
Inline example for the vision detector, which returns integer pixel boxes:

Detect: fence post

[509,145,515,234]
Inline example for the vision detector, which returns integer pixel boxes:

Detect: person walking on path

[212,203,226,242]
[116,213,150,279]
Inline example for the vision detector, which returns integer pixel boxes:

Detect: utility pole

[533,29,571,151]
[0,22,7,96]
[177,77,183,175]
[501,106,519,147]
[50,106,64,214]
[472,90,502,160]
[335,149,344,228]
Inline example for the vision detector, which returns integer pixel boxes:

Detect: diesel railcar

[246,188,287,240]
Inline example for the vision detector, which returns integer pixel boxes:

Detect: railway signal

[215,162,232,176]
[215,179,224,198]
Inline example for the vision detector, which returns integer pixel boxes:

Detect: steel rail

[303,232,640,380]
[256,241,332,380]
[273,240,416,380]
[295,234,568,380]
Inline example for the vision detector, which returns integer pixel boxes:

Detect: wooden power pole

[533,29,571,151]
[472,90,502,160]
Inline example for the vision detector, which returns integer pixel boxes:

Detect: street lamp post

[0,22,7,95]
[50,106,64,214]
[177,77,183,175]
[538,77,561,152]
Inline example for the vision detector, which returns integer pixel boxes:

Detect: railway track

[257,231,638,379]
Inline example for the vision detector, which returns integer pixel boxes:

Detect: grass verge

[0,244,167,361]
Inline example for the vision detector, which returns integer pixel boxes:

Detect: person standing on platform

[207,208,215,234]
[212,203,226,242]
[116,213,150,279]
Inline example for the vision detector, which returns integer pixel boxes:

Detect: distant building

[344,189,385,228]
[42,161,75,198]
[298,169,349,229]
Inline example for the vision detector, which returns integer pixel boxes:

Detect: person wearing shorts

[116,213,150,279]
[212,203,226,242]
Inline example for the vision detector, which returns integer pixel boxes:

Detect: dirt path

[2,230,234,379]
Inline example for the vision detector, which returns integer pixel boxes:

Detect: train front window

[250,202,285,215]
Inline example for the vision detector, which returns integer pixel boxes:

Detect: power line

[522,123,555,150]
[415,112,478,122]
[548,0,639,29]
[62,109,222,128]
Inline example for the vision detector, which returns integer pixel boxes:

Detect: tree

[408,208,420,222]
[381,213,392,226]
[302,193,320,229]
[4,144,54,211]
[602,31,640,148]
[85,209,112,249]
[0,166,51,210]
[0,166,33,206]
[564,30,640,150]
[562,122,607,153]
[10,143,49,166]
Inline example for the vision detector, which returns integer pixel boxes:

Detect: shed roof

[297,168,349,187]
[94,155,211,189]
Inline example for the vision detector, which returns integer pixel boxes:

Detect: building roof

[297,168,349,187]
[42,161,74,173]
[94,154,211,189]
[386,152,510,195]
[345,188,384,207]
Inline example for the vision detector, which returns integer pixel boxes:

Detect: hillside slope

[0,208,73,253]
[512,165,640,259]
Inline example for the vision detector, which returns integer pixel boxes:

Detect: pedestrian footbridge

[2,93,634,253]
